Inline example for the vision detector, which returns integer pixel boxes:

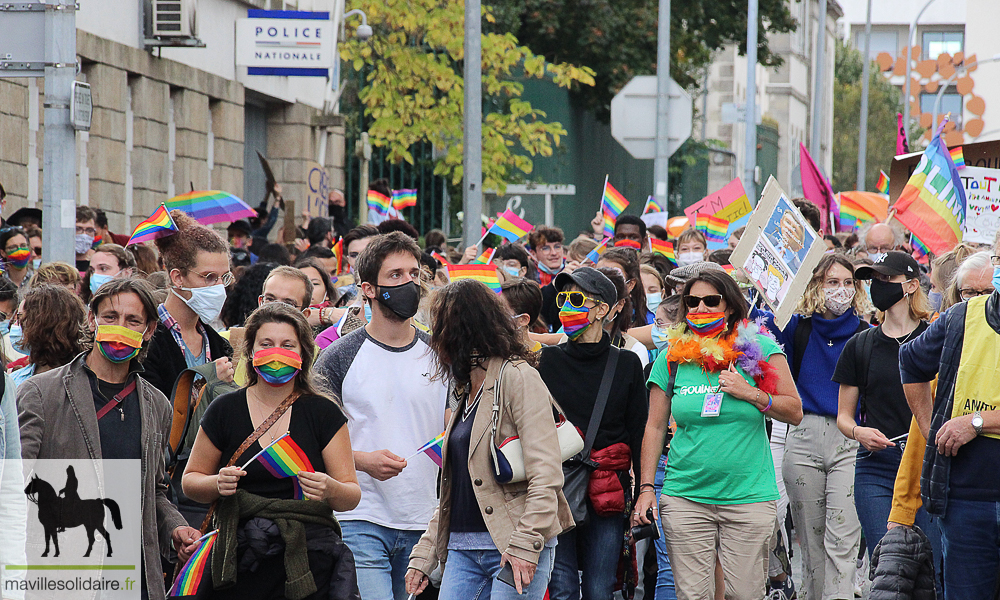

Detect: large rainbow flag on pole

[168,530,218,596]
[127,204,178,246]
[447,264,502,293]
[893,136,967,256]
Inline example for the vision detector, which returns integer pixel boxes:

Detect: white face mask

[171,284,227,324]
[824,286,856,316]
[677,252,703,267]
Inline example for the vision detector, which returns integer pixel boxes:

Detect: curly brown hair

[430,279,537,386]
[154,210,228,273]
[797,254,873,316]
[21,284,86,370]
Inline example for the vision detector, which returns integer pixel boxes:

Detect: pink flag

[896,113,909,156]
[799,143,839,234]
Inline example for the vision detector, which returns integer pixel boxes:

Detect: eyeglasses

[31,247,41,256]
[992,255,1000,266]
[556,291,599,309]
[193,270,234,286]
[683,294,723,309]
[76,226,97,237]
[261,294,301,310]
[960,288,993,300]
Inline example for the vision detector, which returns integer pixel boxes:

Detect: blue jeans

[652,454,677,600]
[341,520,424,600]
[548,506,624,600]
[439,547,554,600]
[940,497,1000,600]
[854,446,943,597]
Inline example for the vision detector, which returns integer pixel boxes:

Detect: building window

[854,29,899,60]
[922,31,963,61]
[921,90,963,129]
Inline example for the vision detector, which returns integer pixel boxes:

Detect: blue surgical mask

[503,266,521,278]
[646,292,662,313]
[993,266,1000,295]
[928,289,943,312]
[9,323,25,354]
[90,273,113,295]
[0,320,9,337]
[31,258,41,270]
[363,302,372,322]
[651,324,670,351]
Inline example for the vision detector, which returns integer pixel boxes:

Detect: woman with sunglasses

[633,270,801,599]
[753,253,872,600]
[0,227,34,289]
[537,267,648,600]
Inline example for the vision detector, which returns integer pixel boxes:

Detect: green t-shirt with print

[647,332,782,505]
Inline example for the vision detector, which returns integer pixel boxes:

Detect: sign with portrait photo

[730,176,827,329]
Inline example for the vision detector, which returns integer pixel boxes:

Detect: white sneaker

[854,553,868,597]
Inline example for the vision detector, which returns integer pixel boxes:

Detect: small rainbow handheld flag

[392,189,418,210]
[643,196,663,214]
[448,264,502,293]
[911,234,930,260]
[472,247,496,265]
[695,213,711,235]
[91,235,105,250]
[602,213,616,238]
[649,238,676,263]
[243,432,314,500]
[168,530,218,596]
[949,146,965,170]
[488,209,534,242]
[705,215,730,243]
[431,250,450,266]
[331,238,344,274]
[367,190,392,216]
[601,181,629,218]
[875,170,890,195]
[409,431,446,468]
[127,204,178,246]
[585,238,610,264]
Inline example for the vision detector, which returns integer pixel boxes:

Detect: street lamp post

[902,0,939,148]
[856,0,873,191]
[316,2,370,166]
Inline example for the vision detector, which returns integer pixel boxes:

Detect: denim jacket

[0,373,27,599]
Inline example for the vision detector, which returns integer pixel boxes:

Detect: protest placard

[961,165,1000,245]
[730,176,827,329]
[684,178,754,234]
[305,161,330,218]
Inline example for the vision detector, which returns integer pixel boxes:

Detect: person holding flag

[182,302,361,599]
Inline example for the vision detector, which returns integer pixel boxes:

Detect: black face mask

[374,281,420,320]
[869,278,906,311]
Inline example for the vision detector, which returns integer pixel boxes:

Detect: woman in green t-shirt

[632,270,802,600]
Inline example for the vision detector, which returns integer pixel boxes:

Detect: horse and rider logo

[23,465,123,558]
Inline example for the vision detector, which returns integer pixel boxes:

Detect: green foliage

[341,0,595,195]
[489,0,798,120]
[832,42,902,192]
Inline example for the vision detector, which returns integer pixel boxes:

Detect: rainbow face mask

[558,301,593,341]
[6,248,31,270]
[95,324,145,363]
[686,312,726,337]
[253,348,303,386]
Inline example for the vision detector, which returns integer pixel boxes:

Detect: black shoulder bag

[562,346,619,525]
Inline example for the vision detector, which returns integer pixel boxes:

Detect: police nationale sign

[236,10,333,76]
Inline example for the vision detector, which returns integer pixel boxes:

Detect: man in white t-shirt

[315,231,448,600]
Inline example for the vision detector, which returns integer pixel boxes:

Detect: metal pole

[903,0,938,148]
[317,0,345,164]
[743,0,759,202]
[462,0,483,248]
[42,0,77,265]
[810,0,827,160]
[856,0,873,191]
[932,55,1000,132]
[653,0,671,209]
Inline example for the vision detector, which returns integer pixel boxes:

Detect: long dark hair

[601,247,646,328]
[21,284,86,370]
[430,279,537,385]
[679,270,748,336]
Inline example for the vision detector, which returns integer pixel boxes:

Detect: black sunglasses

[683,294,723,309]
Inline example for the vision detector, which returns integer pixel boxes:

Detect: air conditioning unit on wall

[153,0,197,38]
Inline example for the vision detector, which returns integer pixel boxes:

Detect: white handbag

[489,361,585,484]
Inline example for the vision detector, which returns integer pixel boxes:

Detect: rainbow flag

[91,235,105,250]
[649,238,676,263]
[839,194,879,230]
[168,530,218,596]
[413,431,446,468]
[602,181,629,218]
[585,238,610,264]
[447,264,502,293]
[331,238,343,274]
[644,196,663,214]
[488,209,533,242]
[246,432,314,500]
[472,247,496,265]
[695,213,711,235]
[911,234,930,261]
[893,136,966,256]
[392,189,418,210]
[367,190,392,216]
[602,213,616,238]
[165,190,257,225]
[705,215,729,243]
[127,204,178,246]
[949,146,965,170]
[431,250,450,266]
[875,170,889,195]
[722,264,735,275]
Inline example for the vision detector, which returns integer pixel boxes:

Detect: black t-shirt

[447,399,488,533]
[200,389,348,500]
[88,371,142,461]
[832,322,928,440]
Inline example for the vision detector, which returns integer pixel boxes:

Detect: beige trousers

[782,414,861,600]
[660,494,776,600]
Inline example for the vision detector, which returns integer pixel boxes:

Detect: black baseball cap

[227,219,252,237]
[554,266,618,306]
[854,251,920,280]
